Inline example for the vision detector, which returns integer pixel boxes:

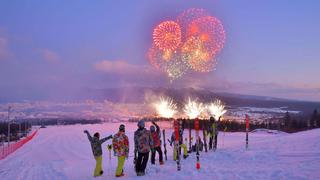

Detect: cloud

[94,60,161,76]
[0,36,11,60]
[93,60,166,87]
[42,49,60,63]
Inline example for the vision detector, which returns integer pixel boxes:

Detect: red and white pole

[245,114,250,150]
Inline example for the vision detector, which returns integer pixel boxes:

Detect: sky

[0,0,319,102]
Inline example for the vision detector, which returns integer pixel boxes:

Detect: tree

[311,109,318,128]
[284,111,291,129]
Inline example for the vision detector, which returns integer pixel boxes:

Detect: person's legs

[173,145,177,160]
[209,136,213,150]
[116,156,125,177]
[94,156,103,177]
[136,152,143,174]
[151,149,156,164]
[141,152,149,173]
[156,147,163,163]
[215,134,218,149]
[181,144,188,158]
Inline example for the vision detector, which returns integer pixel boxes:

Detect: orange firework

[153,21,182,52]
[182,36,216,72]
[177,8,209,41]
[187,16,226,56]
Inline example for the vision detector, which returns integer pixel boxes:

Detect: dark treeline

[26,118,103,126]
[129,109,320,133]
[0,122,32,142]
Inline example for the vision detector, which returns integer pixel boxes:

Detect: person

[150,121,164,165]
[134,120,153,176]
[208,117,215,150]
[192,137,204,152]
[169,128,188,160]
[214,117,221,150]
[84,130,112,177]
[112,124,129,177]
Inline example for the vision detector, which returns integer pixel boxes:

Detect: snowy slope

[0,123,319,180]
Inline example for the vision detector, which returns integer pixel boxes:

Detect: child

[84,130,112,177]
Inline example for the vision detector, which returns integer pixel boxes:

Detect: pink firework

[177,8,209,41]
[187,16,226,56]
[152,21,182,51]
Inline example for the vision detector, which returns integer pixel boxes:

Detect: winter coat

[112,131,129,157]
[86,133,112,157]
[151,124,161,148]
[170,130,183,145]
[134,128,153,153]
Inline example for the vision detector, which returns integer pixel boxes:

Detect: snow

[0,122,319,180]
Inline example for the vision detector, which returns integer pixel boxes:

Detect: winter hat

[150,125,155,132]
[137,120,145,128]
[119,124,125,131]
[94,132,100,138]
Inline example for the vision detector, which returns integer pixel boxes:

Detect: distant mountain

[80,87,320,114]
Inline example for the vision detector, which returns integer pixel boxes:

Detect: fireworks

[153,97,177,118]
[147,8,226,80]
[153,21,182,52]
[207,99,227,120]
[184,98,205,119]
[177,8,209,41]
[182,36,217,72]
[187,16,225,55]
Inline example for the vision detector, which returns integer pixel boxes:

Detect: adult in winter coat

[84,130,113,177]
[134,120,153,176]
[150,121,164,165]
[112,124,129,177]
[208,117,215,150]
[170,129,188,160]
[208,117,220,150]
[214,117,221,150]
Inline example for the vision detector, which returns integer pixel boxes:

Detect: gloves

[152,121,156,125]
[83,130,88,134]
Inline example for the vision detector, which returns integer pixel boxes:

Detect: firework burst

[153,97,177,118]
[182,36,217,72]
[147,8,226,81]
[153,21,182,52]
[187,16,226,55]
[177,8,209,41]
[207,99,227,120]
[184,98,205,119]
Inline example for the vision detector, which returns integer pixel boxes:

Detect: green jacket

[86,132,112,157]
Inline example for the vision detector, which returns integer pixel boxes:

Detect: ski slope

[0,122,319,180]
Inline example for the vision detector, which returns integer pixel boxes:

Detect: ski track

[0,123,319,180]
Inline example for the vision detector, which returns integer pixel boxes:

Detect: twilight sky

[0,0,319,102]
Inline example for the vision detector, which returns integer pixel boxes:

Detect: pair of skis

[174,120,181,171]
[162,129,167,161]
[195,118,200,170]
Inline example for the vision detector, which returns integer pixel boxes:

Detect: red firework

[153,21,182,51]
[177,8,209,41]
[186,16,226,56]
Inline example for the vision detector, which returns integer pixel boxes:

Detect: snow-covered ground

[0,122,319,180]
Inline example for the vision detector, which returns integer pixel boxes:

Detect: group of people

[84,120,164,177]
[83,117,220,178]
